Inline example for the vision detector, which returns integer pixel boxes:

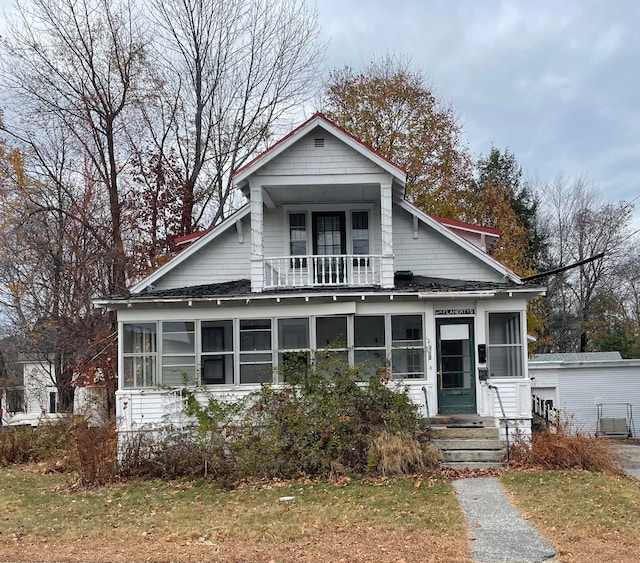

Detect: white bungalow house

[95,113,545,442]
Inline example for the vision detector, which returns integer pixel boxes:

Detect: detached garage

[529,352,639,438]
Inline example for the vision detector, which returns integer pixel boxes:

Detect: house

[529,352,639,438]
[95,113,545,442]
[0,356,62,426]
[0,356,107,427]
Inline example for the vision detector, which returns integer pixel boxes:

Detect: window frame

[487,312,524,378]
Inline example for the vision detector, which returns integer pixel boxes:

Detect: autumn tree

[471,147,544,275]
[537,175,634,353]
[323,55,474,218]
[149,0,324,232]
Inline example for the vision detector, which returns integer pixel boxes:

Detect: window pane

[278,318,309,349]
[489,313,522,344]
[392,349,424,378]
[164,321,194,333]
[123,323,156,353]
[391,315,423,346]
[202,321,233,352]
[354,349,386,380]
[162,365,197,386]
[162,332,195,354]
[240,319,271,330]
[316,316,347,347]
[354,316,385,347]
[240,331,271,351]
[488,347,523,377]
[240,363,273,384]
[290,213,307,256]
[202,355,233,385]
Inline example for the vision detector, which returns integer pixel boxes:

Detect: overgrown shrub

[121,356,436,483]
[71,418,118,486]
[0,417,118,486]
[0,418,73,465]
[510,423,623,474]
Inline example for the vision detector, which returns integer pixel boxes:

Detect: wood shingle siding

[392,207,503,282]
[155,218,251,290]
[260,132,383,178]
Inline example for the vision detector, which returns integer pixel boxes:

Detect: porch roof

[98,275,543,307]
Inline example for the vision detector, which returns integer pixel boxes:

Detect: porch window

[123,323,157,388]
[201,320,234,385]
[487,312,523,377]
[161,321,196,386]
[391,315,424,379]
[277,317,310,382]
[239,319,273,384]
[289,213,307,267]
[315,316,348,364]
[353,315,386,378]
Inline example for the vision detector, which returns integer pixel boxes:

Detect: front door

[312,212,346,283]
[437,318,476,414]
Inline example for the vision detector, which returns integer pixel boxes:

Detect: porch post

[380,176,394,288]
[249,181,264,292]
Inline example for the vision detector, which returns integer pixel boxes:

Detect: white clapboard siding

[155,218,251,290]
[392,207,504,282]
[529,360,640,437]
[260,131,383,178]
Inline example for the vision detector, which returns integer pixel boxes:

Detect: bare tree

[149,0,324,232]
[1,0,155,294]
[538,175,633,352]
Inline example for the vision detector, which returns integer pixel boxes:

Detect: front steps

[429,416,506,469]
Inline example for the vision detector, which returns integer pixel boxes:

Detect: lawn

[0,465,471,563]
[502,470,640,563]
[2,464,639,563]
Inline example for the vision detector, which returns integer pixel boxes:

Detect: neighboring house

[529,352,639,438]
[95,113,545,442]
[0,357,61,426]
[0,357,106,426]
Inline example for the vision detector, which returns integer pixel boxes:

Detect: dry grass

[370,431,441,476]
[502,470,640,563]
[510,424,623,473]
[0,464,471,563]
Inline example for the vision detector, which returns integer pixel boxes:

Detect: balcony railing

[264,254,382,289]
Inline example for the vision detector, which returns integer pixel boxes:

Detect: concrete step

[433,438,504,451]
[441,449,505,463]
[430,426,499,439]
[443,461,506,470]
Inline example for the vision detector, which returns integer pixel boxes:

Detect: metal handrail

[488,384,510,465]
[422,386,432,441]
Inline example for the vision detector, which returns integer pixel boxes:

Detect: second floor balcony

[264,254,383,289]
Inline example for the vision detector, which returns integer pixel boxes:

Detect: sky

[314,0,640,233]
[0,0,638,233]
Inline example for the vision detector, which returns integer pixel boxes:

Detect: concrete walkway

[453,477,557,563]
[605,440,640,480]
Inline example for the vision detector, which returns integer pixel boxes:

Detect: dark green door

[437,318,476,414]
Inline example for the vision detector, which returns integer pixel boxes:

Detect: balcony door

[312,212,346,283]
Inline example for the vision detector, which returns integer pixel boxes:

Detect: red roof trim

[231,112,407,179]
[174,230,209,245]
[433,216,501,236]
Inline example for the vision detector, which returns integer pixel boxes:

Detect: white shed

[529,352,640,438]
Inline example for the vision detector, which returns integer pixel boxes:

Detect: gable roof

[232,112,407,189]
